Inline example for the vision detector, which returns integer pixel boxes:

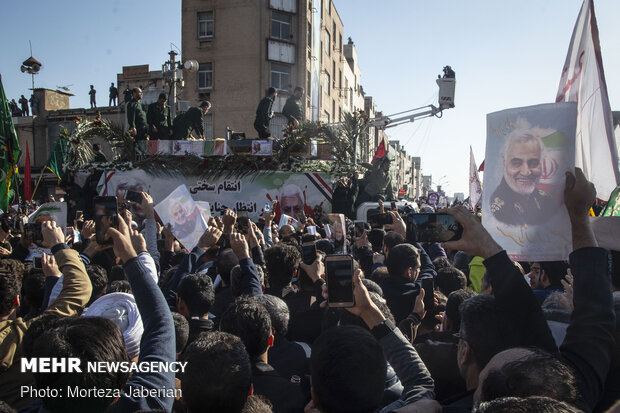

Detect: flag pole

[30,169,45,201]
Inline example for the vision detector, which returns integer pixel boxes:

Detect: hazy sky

[2,0,618,196]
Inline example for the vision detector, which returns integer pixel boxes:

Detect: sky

[2,0,619,197]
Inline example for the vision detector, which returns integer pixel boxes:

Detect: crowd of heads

[0,168,618,413]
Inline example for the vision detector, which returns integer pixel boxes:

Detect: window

[198,63,213,89]
[325,30,331,56]
[324,72,330,96]
[271,63,291,90]
[198,12,214,38]
[339,33,342,51]
[307,22,312,47]
[271,12,291,40]
[332,99,335,119]
[307,70,311,96]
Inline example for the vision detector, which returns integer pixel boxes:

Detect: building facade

[181,0,351,139]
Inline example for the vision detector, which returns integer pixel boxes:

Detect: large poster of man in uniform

[482,102,577,261]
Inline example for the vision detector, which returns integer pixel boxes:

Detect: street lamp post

[20,46,42,203]
[163,50,198,119]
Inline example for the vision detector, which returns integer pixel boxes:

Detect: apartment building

[181,0,349,138]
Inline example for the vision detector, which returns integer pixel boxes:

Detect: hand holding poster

[154,185,207,250]
[327,213,347,254]
[482,102,577,261]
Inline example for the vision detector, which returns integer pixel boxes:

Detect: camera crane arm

[369,66,456,130]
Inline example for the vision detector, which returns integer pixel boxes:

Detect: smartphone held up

[325,255,354,308]
[94,196,119,245]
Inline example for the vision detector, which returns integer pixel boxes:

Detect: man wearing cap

[127,87,149,141]
[147,93,173,140]
[173,101,211,139]
[254,87,277,139]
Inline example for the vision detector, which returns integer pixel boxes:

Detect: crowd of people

[0,168,618,413]
[8,95,36,117]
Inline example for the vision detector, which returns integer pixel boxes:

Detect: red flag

[556,0,620,199]
[24,141,31,201]
[478,160,484,172]
[372,136,387,164]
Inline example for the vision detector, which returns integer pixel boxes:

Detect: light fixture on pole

[163,50,198,119]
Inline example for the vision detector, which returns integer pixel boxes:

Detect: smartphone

[406,213,463,243]
[33,256,42,269]
[264,202,271,213]
[237,216,250,233]
[94,196,118,245]
[25,222,43,244]
[76,210,83,219]
[125,190,143,204]
[298,211,307,225]
[325,255,354,308]
[368,213,393,226]
[421,278,434,311]
[76,221,84,231]
[302,241,317,265]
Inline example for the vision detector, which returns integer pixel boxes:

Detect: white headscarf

[82,292,143,359]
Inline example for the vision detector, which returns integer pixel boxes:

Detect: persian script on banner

[482,103,577,261]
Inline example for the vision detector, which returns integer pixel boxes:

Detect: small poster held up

[482,102,577,261]
[28,202,67,227]
[154,184,207,250]
[327,213,347,254]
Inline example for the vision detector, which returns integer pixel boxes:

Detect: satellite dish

[184,59,199,73]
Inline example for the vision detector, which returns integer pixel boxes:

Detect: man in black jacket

[254,87,277,139]
[176,273,215,348]
[173,101,211,139]
[282,86,304,127]
[147,93,173,140]
[220,297,306,413]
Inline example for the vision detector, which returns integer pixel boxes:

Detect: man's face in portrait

[281,194,303,220]
[503,138,542,196]
[170,202,187,225]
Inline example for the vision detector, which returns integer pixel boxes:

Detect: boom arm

[369,73,456,130]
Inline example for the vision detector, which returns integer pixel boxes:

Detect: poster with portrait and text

[482,102,577,261]
[98,171,332,222]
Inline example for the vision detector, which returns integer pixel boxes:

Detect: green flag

[0,76,21,211]
[601,184,620,216]
[46,137,67,180]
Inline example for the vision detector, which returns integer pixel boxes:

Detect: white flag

[556,0,620,199]
[469,146,482,209]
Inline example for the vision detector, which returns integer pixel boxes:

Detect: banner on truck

[98,171,333,222]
